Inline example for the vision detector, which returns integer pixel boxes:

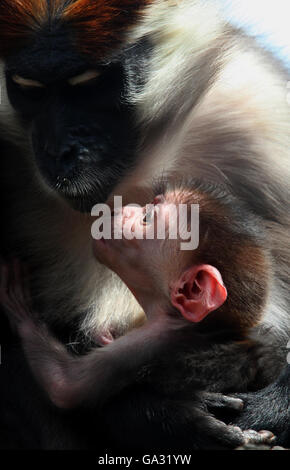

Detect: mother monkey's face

[0,0,151,212]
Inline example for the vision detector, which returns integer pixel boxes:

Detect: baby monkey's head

[93,180,269,332]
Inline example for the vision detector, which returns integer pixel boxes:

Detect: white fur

[0,2,289,356]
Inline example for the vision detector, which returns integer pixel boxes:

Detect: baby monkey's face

[93,194,178,297]
[93,190,227,324]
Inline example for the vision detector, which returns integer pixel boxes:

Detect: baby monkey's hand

[0,259,36,335]
[0,259,80,409]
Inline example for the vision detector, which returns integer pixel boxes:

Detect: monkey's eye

[68,70,101,87]
[142,207,154,225]
[12,75,45,89]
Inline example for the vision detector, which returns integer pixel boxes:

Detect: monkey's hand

[103,388,276,451]
[0,260,84,409]
[230,366,290,448]
[192,391,276,450]
[0,259,35,335]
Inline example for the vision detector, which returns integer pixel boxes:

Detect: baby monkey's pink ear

[170,265,227,323]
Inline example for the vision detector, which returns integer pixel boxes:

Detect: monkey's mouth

[63,192,108,213]
[52,161,133,212]
[34,148,124,213]
[35,140,136,212]
[93,237,113,268]
[98,238,107,247]
[53,173,114,212]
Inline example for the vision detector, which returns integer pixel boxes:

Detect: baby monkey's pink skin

[0,191,276,448]
[0,261,275,449]
[93,194,227,323]
[0,260,180,409]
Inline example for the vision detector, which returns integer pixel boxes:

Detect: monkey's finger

[14,260,33,310]
[243,429,276,445]
[201,392,244,412]
[0,264,9,292]
[12,258,22,284]
[201,422,275,450]
[5,260,26,308]
[0,264,16,311]
[11,258,27,302]
[194,413,245,449]
[10,260,21,297]
[21,264,33,311]
[236,430,276,450]
[9,259,34,319]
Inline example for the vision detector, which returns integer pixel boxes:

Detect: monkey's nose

[58,144,90,176]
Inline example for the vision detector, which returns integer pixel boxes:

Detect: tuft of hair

[154,176,266,242]
[0,0,150,59]
[0,0,63,56]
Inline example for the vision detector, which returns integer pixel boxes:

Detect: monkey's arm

[0,261,277,450]
[0,261,190,409]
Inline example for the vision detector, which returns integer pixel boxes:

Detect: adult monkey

[0,0,289,450]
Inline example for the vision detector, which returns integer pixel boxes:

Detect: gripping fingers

[236,430,276,449]
[0,260,33,328]
[201,416,276,450]
[194,411,245,449]
[0,264,19,317]
[202,392,244,413]
[11,259,32,309]
[243,429,276,445]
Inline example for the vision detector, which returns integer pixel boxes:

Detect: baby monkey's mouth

[99,238,107,247]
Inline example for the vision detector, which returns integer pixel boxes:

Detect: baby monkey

[0,180,274,448]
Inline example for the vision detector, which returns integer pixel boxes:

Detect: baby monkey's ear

[170,265,227,323]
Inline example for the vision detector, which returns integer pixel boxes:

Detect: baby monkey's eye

[142,207,154,225]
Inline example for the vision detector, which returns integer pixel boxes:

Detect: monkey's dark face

[5,31,139,212]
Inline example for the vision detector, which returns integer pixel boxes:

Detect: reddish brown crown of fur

[0,0,150,59]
